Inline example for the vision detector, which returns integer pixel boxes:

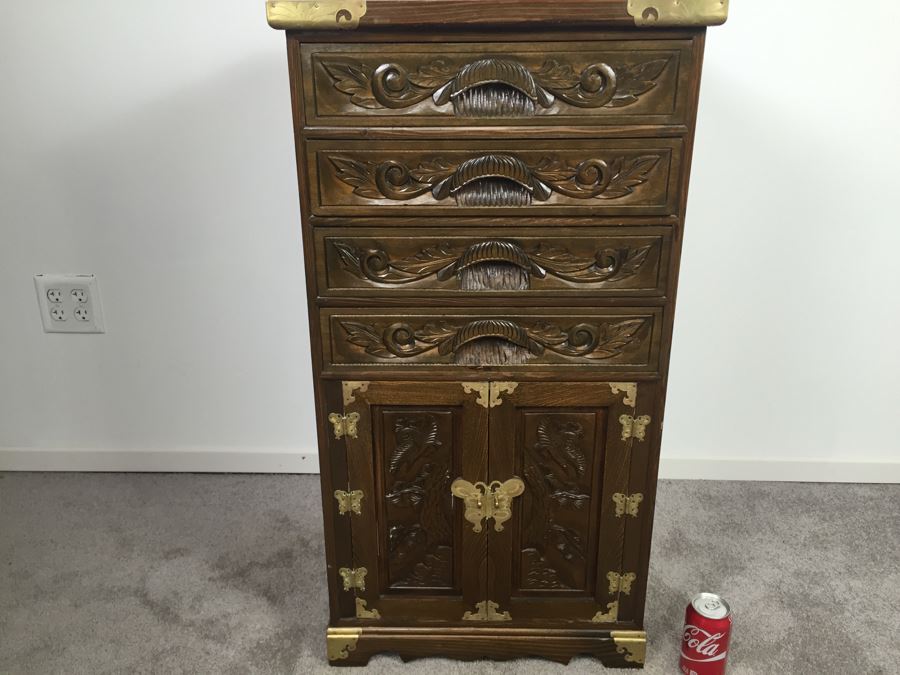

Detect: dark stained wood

[307,138,682,217]
[275,15,718,667]
[300,40,694,128]
[315,226,672,299]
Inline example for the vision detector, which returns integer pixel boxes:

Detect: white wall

[1,1,898,481]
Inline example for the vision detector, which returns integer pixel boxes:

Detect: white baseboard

[1,448,898,483]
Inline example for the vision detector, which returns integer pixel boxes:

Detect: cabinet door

[341,381,489,624]
[486,381,646,626]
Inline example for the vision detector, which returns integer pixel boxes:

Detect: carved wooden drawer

[308,139,681,217]
[315,227,672,298]
[321,307,662,372]
[300,40,695,128]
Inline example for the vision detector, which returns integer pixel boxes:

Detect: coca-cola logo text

[681,625,728,663]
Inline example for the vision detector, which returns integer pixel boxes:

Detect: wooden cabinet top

[266,0,729,31]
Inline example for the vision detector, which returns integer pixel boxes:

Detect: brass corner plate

[266,0,366,30]
[628,0,728,27]
[609,382,637,407]
[461,382,490,408]
[326,627,362,661]
[611,630,647,665]
[342,380,369,406]
[490,382,519,408]
[462,600,512,622]
[355,597,381,619]
[591,600,619,623]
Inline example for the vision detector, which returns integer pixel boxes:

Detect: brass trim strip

[611,630,647,664]
[266,0,366,30]
[326,627,362,661]
[627,0,728,27]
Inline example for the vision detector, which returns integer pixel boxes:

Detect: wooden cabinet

[267,0,727,667]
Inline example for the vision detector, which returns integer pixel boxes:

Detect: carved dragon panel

[519,413,600,591]
[381,410,455,589]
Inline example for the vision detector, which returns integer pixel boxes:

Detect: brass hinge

[619,414,651,442]
[462,600,511,622]
[450,477,525,533]
[328,412,360,439]
[266,0,367,30]
[338,567,367,591]
[355,597,381,619]
[334,489,364,515]
[591,600,619,623]
[612,492,643,518]
[607,571,637,596]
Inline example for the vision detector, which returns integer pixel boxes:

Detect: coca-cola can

[680,592,732,675]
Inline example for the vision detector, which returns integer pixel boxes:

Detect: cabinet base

[326,626,646,667]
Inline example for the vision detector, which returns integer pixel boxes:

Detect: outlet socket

[34,274,105,333]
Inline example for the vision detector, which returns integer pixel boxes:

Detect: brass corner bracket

[342,380,369,406]
[627,0,728,27]
[461,381,519,409]
[355,597,381,619]
[611,630,647,665]
[266,0,366,30]
[609,382,637,408]
[326,627,362,661]
[462,600,511,622]
[591,600,619,623]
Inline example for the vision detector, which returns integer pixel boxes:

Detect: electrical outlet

[34,274,105,333]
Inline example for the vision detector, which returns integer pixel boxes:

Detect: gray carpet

[0,474,897,675]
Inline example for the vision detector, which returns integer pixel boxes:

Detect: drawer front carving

[300,40,694,126]
[316,228,671,297]
[309,140,681,217]
[322,308,662,371]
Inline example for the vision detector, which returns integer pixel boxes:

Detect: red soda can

[679,592,732,675]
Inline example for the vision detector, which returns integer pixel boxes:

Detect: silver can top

[691,592,731,620]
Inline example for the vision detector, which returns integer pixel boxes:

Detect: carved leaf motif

[530,157,577,182]
[601,156,660,199]
[548,524,585,562]
[609,58,670,107]
[321,61,378,108]
[389,243,459,275]
[406,59,457,88]
[525,323,571,347]
[339,321,394,358]
[617,245,653,279]
[413,322,459,346]
[591,319,648,359]
[533,59,581,90]
[328,156,381,199]
[408,158,457,184]
[535,418,587,478]
[331,241,364,278]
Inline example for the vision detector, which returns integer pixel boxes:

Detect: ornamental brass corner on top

[266,0,366,30]
[627,0,728,27]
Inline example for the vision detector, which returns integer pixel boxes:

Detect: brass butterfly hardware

[338,567,367,591]
[328,412,360,439]
[612,492,643,518]
[619,414,651,442]
[462,600,511,622]
[450,477,525,533]
[592,600,619,623]
[607,571,637,596]
[355,598,381,619]
[334,489,364,515]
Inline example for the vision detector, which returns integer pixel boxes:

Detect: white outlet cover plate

[34,274,106,333]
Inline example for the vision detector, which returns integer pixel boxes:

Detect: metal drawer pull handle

[450,477,525,532]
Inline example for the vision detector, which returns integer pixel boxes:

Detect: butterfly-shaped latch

[450,477,525,533]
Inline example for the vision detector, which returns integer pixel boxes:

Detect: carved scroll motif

[339,318,648,364]
[331,239,654,288]
[328,153,660,206]
[320,56,671,115]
